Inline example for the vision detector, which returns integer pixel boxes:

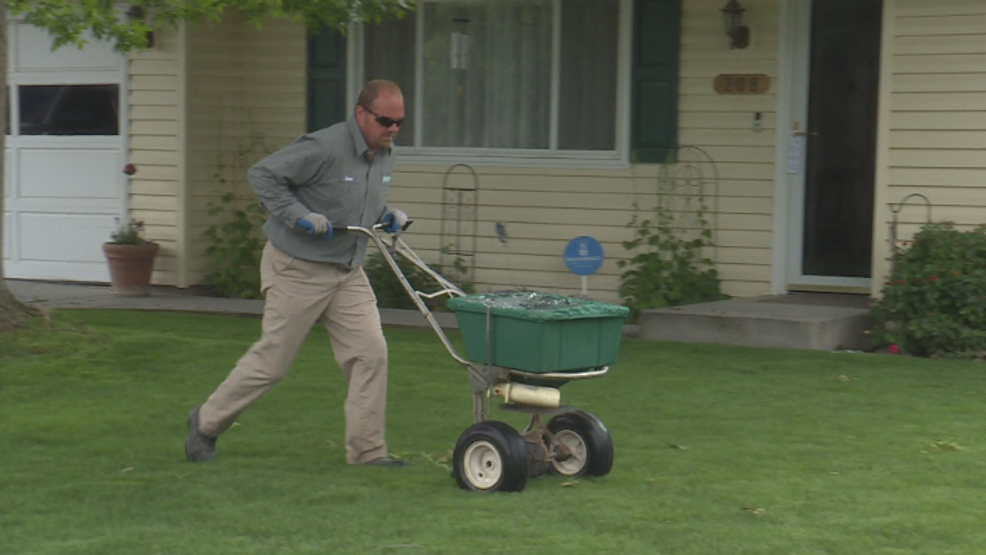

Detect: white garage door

[3,22,127,282]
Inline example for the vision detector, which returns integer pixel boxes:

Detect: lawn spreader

[349,223,629,493]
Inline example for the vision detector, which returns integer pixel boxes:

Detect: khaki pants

[198,242,389,465]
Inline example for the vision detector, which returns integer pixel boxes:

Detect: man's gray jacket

[248,115,396,269]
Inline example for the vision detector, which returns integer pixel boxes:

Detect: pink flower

[888,344,900,354]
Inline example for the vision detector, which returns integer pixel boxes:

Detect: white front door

[3,22,127,282]
[782,0,882,291]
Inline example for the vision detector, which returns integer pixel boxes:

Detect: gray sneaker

[185,406,217,462]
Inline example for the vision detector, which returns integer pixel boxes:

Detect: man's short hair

[357,80,403,109]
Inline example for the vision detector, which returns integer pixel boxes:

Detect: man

[185,80,409,467]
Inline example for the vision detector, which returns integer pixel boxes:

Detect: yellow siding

[184,15,307,285]
[667,0,780,298]
[383,0,783,304]
[124,0,986,308]
[389,163,767,305]
[126,1,782,303]
[128,25,183,285]
[872,0,986,288]
[387,166,642,304]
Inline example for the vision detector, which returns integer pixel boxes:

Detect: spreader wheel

[546,410,614,477]
[453,421,530,492]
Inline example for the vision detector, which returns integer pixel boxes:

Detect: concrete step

[637,294,874,351]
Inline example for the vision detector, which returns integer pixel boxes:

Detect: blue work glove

[297,213,332,238]
[381,209,408,234]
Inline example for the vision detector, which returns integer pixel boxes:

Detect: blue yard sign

[564,236,604,276]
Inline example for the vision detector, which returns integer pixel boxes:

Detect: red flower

[929,274,937,282]
[123,163,137,176]
[888,344,900,354]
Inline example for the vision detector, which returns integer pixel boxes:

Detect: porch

[638,292,873,351]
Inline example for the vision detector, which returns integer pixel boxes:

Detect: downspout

[177,21,190,287]
[122,40,133,232]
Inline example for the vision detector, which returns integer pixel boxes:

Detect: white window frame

[352,0,633,168]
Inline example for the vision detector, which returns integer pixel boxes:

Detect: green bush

[869,222,986,358]
[617,159,729,322]
[618,209,727,322]
[617,154,729,322]
[202,134,275,299]
[202,193,267,299]
[363,244,476,310]
[362,252,454,310]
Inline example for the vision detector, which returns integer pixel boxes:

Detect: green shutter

[631,0,681,163]
[307,27,347,132]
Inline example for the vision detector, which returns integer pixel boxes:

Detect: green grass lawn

[3,310,986,555]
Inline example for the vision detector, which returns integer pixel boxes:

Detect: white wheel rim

[551,430,588,476]
[462,440,503,489]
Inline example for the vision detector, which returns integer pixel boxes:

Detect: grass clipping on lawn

[3,310,986,555]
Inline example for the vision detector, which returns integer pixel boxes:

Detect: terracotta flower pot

[102,242,160,296]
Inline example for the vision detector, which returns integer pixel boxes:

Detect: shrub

[361,252,447,310]
[363,244,476,310]
[618,209,727,322]
[869,222,986,358]
[202,193,267,299]
[617,156,728,322]
[202,133,275,299]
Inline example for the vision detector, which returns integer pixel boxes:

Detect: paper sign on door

[787,135,805,174]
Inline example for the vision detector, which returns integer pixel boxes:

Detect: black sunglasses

[361,105,405,128]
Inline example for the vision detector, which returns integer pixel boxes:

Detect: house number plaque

[714,74,770,95]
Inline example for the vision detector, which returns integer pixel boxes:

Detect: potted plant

[103,218,160,296]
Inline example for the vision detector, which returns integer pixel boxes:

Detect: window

[363,0,620,156]
[18,84,120,136]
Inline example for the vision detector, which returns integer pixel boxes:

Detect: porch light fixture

[125,5,155,48]
[721,0,750,49]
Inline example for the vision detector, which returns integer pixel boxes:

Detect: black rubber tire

[546,410,614,477]
[452,421,530,492]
